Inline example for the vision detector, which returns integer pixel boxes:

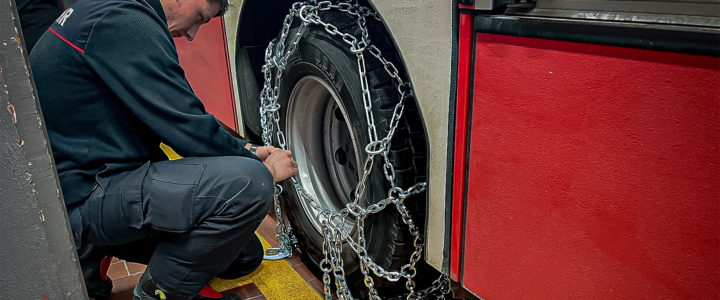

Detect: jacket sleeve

[83,6,255,159]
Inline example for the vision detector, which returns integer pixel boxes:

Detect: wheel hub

[286,76,361,234]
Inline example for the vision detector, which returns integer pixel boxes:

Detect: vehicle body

[175,0,719,298]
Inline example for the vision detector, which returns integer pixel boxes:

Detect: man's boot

[133,269,243,300]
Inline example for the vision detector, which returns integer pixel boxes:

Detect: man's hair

[210,0,228,16]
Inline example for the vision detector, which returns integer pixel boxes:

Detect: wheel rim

[286,76,360,234]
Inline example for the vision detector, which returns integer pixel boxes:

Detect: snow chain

[258,1,450,299]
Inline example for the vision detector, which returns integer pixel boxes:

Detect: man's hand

[255,146,277,161]
[244,143,297,181]
[245,143,278,161]
[263,150,299,182]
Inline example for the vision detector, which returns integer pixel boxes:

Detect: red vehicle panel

[460,33,720,298]
[450,12,475,282]
[176,17,238,131]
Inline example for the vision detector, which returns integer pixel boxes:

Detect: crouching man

[29,0,298,298]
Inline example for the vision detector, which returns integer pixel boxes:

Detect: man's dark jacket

[30,0,255,210]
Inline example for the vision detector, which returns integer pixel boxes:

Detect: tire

[275,10,428,297]
[235,47,262,141]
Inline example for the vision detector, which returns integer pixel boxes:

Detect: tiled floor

[105,215,322,300]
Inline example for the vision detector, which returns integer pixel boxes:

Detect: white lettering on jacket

[56,8,74,26]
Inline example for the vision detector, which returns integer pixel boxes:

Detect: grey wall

[0,1,87,298]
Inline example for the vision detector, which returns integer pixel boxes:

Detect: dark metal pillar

[0,1,87,298]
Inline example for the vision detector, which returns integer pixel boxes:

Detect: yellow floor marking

[209,233,322,300]
[160,143,182,160]
[160,144,319,299]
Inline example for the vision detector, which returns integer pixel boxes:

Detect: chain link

[259,1,448,298]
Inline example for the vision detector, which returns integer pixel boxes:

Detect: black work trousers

[68,156,273,295]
